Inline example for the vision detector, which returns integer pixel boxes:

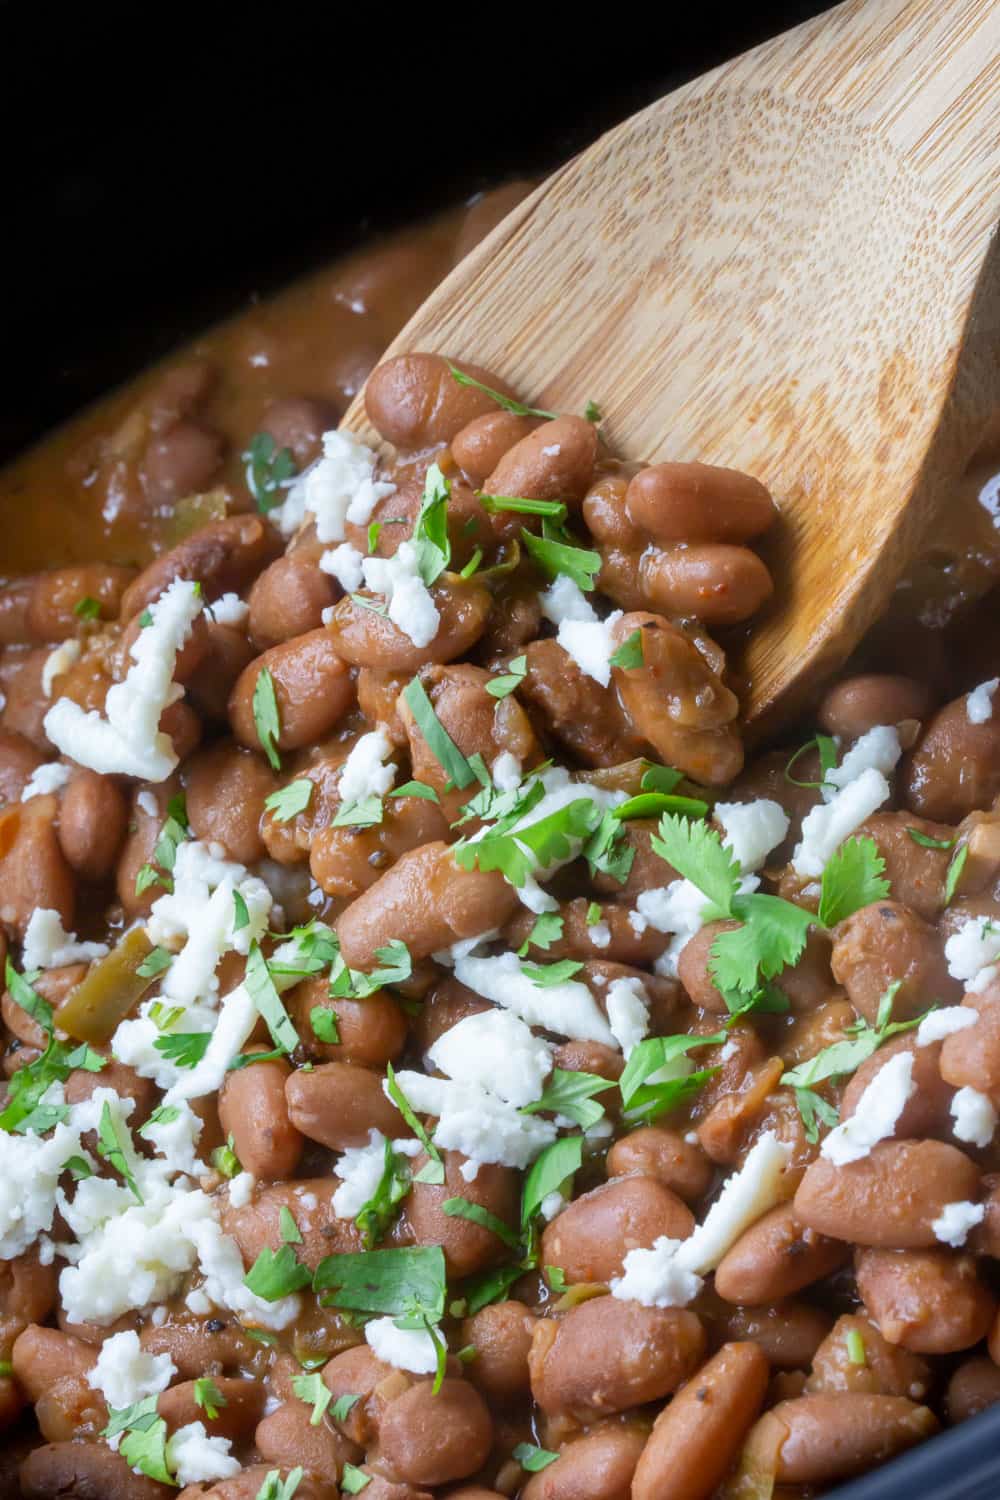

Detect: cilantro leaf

[456,796,603,888]
[619,1033,725,1124]
[793,1086,841,1144]
[522,958,584,987]
[243,431,297,514]
[459,1263,524,1314]
[313,1245,447,1322]
[245,941,299,1053]
[341,1466,371,1494]
[446,363,556,420]
[331,1393,361,1423]
[265,779,314,823]
[478,494,567,519]
[650,812,741,917]
[254,1466,306,1500]
[279,1207,303,1245]
[193,1376,226,1420]
[609,629,644,669]
[521,1068,615,1129]
[514,1443,559,1472]
[517,911,565,956]
[4,959,53,1032]
[134,793,189,897]
[906,826,955,850]
[332,794,385,829]
[521,525,601,592]
[384,1063,444,1184]
[120,1415,173,1484]
[521,1136,583,1228]
[401,677,478,789]
[73,594,102,620]
[96,1101,143,1202]
[485,654,528,699]
[291,1371,332,1426]
[641,764,685,794]
[583,809,635,885]
[244,1243,312,1301]
[389,780,439,803]
[138,1104,181,1138]
[409,462,451,586]
[356,1138,412,1248]
[136,946,172,979]
[211,1136,241,1178]
[709,892,812,1003]
[232,889,250,932]
[785,734,839,790]
[817,836,890,928]
[441,1196,521,1249]
[253,666,283,771]
[614,791,709,822]
[310,1005,340,1044]
[153,1031,211,1069]
[945,843,968,906]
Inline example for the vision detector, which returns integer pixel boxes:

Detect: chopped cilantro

[253,666,283,771]
[243,431,297,514]
[521,523,601,592]
[906,826,955,850]
[409,462,451,585]
[485,654,528,699]
[441,1196,520,1249]
[245,941,299,1053]
[97,1102,143,1202]
[816,836,890,927]
[332,794,385,829]
[384,1063,444,1184]
[583,399,602,423]
[265,779,313,823]
[310,1005,340,1044]
[279,1207,303,1245]
[331,1393,361,1422]
[522,958,584,987]
[583,808,635,885]
[521,1136,583,1228]
[254,1467,305,1500]
[618,1034,725,1124]
[73,594,102,620]
[134,792,189,896]
[401,677,478,789]
[313,1245,447,1323]
[522,1068,614,1130]
[193,1377,226,1420]
[478,494,567,520]
[785,734,839,790]
[517,911,564,956]
[153,1031,212,1069]
[514,1443,559,1472]
[356,1137,412,1247]
[244,1243,312,1301]
[455,796,602,888]
[944,843,968,906]
[291,1371,332,1425]
[609,629,644,669]
[341,1465,371,1494]
[232,889,251,932]
[211,1135,241,1178]
[446,362,557,420]
[137,1104,181,1138]
[136,946,172,979]
[389,779,440,803]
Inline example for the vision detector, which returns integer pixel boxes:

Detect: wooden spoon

[343,0,1000,731]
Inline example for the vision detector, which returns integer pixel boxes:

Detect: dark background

[2,3,835,461]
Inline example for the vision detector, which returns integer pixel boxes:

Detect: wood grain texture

[342,0,1000,731]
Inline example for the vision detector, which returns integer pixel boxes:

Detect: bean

[0,794,75,937]
[255,1397,360,1476]
[20,1442,170,1500]
[590,818,676,902]
[626,462,775,545]
[715,1203,848,1305]
[542,1176,694,1285]
[321,1344,401,1446]
[484,414,598,502]
[711,1299,832,1369]
[221,1179,364,1273]
[139,417,225,504]
[411,977,490,1055]
[972,1173,1000,1257]
[840,1033,954,1141]
[528,1297,706,1420]
[218,1047,303,1179]
[407,1150,519,1277]
[795,1139,980,1248]
[261,396,339,467]
[11,1326,105,1441]
[186,621,256,725]
[0,578,37,646]
[698,1057,784,1164]
[0,730,45,805]
[285,1061,406,1151]
[742,1392,937,1485]
[115,780,177,917]
[158,1376,265,1440]
[606,1127,714,1202]
[374,1377,494,1486]
[56,768,127,881]
[806,1313,931,1400]
[860,812,955,922]
[229,629,353,753]
[524,1421,649,1500]
[289,977,408,1066]
[946,1357,1000,1423]
[0,1250,59,1354]
[310,794,449,902]
[940,986,1000,1096]
[505,897,669,969]
[519,637,644,767]
[140,1314,261,1380]
[248,553,336,650]
[25,565,136,642]
[451,411,542,485]
[121,515,278,623]
[188,1467,337,1500]
[2,648,54,750]
[325,576,492,672]
[830,900,958,1023]
[160,699,202,764]
[638,543,774,626]
[336,841,517,969]
[185,742,277,864]
[365,352,518,448]
[781,999,857,1067]
[631,1341,769,1500]
[677,921,741,1011]
[65,1059,157,1127]
[856,1247,996,1353]
[460,1300,536,1401]
[902,694,1000,823]
[819,675,933,738]
[357,667,409,744]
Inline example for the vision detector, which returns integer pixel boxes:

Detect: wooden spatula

[343,0,1000,731]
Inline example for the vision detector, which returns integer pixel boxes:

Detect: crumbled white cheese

[541,444,562,457]
[338,726,396,804]
[491,751,522,792]
[821,1051,915,1165]
[227,1172,255,1209]
[21,908,108,970]
[389,1070,557,1171]
[183,1210,300,1331]
[454,950,615,1047]
[932,1200,985,1248]
[967,678,999,725]
[428,1009,552,1106]
[320,542,365,593]
[611,1236,704,1308]
[165,1423,240,1486]
[136,790,158,818]
[951,1086,998,1148]
[0,1113,92,1258]
[44,579,202,781]
[160,986,259,1105]
[362,540,440,647]
[539,575,598,626]
[714,799,790,872]
[41,639,82,698]
[916,1005,979,1046]
[556,610,624,687]
[792,768,892,878]
[605,976,650,1057]
[207,592,249,627]
[365,1316,439,1374]
[675,1132,792,1275]
[20,762,71,802]
[637,873,758,979]
[588,921,611,949]
[945,917,1000,992]
[822,726,902,802]
[141,1101,204,1177]
[332,1130,421,1219]
[275,428,395,541]
[539,1189,568,1221]
[87,1330,175,1409]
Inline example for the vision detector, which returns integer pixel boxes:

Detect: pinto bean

[856,1247,996,1353]
[624,462,776,545]
[606,1127,714,1202]
[528,1297,706,1421]
[806,1314,931,1400]
[946,1357,1000,1423]
[139,1314,261,1380]
[830,900,957,1023]
[26,565,136,642]
[11,1326,105,1441]
[325,576,492,672]
[218,1048,303,1179]
[795,1139,980,1248]
[288,977,408,1066]
[840,1033,954,1141]
[742,1393,937,1485]
[451,411,542,485]
[310,794,449,901]
[121,515,278,622]
[321,1344,403,1446]
[0,729,45,805]
[714,1203,848,1305]
[64,1059,157,1126]
[365,353,518,448]
[541,1177,694,1285]
[221,1179,364,1273]
[459,1300,536,1401]
[859,812,955,922]
[20,1442,170,1500]
[286,1061,406,1151]
[185,1467,337,1500]
[372,1376,492,1486]
[115,780,177,917]
[158,1376,265,1441]
[0,794,75,936]
[248,553,336,650]
[902,694,1000,823]
[140,418,224,504]
[1,647,51,750]
[819,675,933,738]
[160,698,202,764]
[255,1397,360,1476]
[336,841,517,969]
[407,1151,518,1277]
[0,1251,59,1354]
[0,578,38,646]
[710,1299,831,1369]
[185,743,277,864]
[637,543,773,626]
[56,768,127,880]
[505,898,669,969]
[676,921,739,1010]
[229,630,353,753]
[483,414,597,502]
[261,396,339,468]
[696,1057,784,1166]
[357,668,408,744]
[519,638,644,768]
[186,622,256,724]
[940,984,1000,1096]
[524,1421,649,1500]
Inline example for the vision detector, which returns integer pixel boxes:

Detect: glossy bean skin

[221,1179,364,1273]
[407,1150,519,1277]
[0,579,38,646]
[288,976,408,1066]
[806,1314,931,1400]
[484,414,598,502]
[1,648,51,750]
[742,1393,937,1485]
[179,1466,337,1500]
[285,1061,407,1150]
[624,461,776,544]
[261,395,339,467]
[638,543,774,626]
[373,1377,494,1487]
[11,1325,105,1442]
[830,900,958,1023]
[310,794,449,901]
[708,1298,832,1369]
[139,417,224,504]
[528,1298,706,1421]
[856,1247,996,1354]
[26,565,135,642]
[365,353,518,448]
[218,1047,303,1179]
[794,1140,980,1248]
[64,1058,157,1126]
[115,780,177,917]
[0,794,75,936]
[229,630,354,753]
[631,1341,770,1500]
[184,743,278,864]
[321,1344,404,1447]
[945,1357,1000,1423]
[0,1251,59,1361]
[20,1442,170,1500]
[186,621,256,725]
[56,768,127,880]
[523,1421,649,1500]
[451,411,542,485]
[325,577,492,673]
[460,1301,536,1401]
[336,841,518,969]
[506,897,669,969]
[676,920,740,1011]
[158,1376,265,1441]
[858,812,955,922]
[940,986,1000,1096]
[254,1397,360,1477]
[519,638,644,768]
[139,1314,262,1380]
[714,1203,849,1305]
[819,675,933,738]
[248,552,336,649]
[120,515,278,622]
[606,1127,714,1202]
[541,1176,694,1285]
[902,695,1000,823]
[0,729,45,805]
